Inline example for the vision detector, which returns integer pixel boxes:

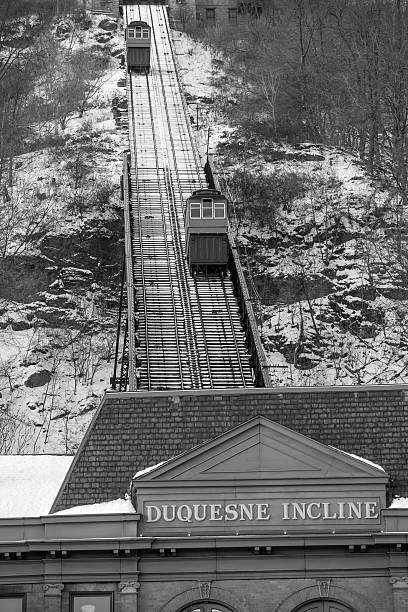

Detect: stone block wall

[53,385,408,511]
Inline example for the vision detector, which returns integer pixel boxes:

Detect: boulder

[98,18,117,31]
[60,267,94,290]
[56,20,72,36]
[95,32,113,44]
[24,368,52,388]
[110,46,123,57]
[9,313,33,331]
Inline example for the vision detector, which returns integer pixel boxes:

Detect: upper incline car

[125,20,151,73]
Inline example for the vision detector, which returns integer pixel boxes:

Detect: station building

[167,0,265,27]
[2,387,408,612]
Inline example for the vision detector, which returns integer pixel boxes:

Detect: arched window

[179,604,235,612]
[295,601,354,612]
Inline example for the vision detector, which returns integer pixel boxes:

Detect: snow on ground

[174,29,408,387]
[0,455,73,517]
[173,31,215,99]
[0,14,128,452]
[53,496,136,515]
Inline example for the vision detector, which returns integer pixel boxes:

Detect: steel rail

[122,149,137,390]
[146,4,252,387]
[144,76,185,387]
[147,4,203,387]
[126,30,151,388]
[123,3,255,389]
[127,3,187,388]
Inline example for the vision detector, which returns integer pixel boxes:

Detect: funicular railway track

[124,2,254,390]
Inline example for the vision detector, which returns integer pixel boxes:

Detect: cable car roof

[189,189,223,197]
[127,21,150,28]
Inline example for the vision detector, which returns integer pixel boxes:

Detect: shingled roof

[51,385,408,512]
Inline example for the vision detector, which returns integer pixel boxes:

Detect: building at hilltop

[168,0,265,27]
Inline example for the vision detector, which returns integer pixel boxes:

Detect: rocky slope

[0,14,128,452]
[173,31,408,387]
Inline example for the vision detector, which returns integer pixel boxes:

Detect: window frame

[142,28,150,38]
[189,198,226,219]
[202,197,214,218]
[214,201,226,218]
[0,595,26,612]
[228,7,238,22]
[190,202,202,219]
[205,7,216,22]
[70,592,114,612]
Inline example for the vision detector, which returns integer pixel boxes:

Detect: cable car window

[128,27,136,37]
[214,202,225,218]
[135,27,142,38]
[190,202,201,218]
[142,28,150,38]
[0,597,24,612]
[202,198,213,218]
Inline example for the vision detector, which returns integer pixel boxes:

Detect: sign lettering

[144,499,380,525]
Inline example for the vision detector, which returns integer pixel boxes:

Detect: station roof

[50,386,404,513]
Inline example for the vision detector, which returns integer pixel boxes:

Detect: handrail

[122,150,137,391]
[204,156,272,388]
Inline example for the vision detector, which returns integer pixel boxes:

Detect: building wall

[167,0,266,25]
[139,577,392,612]
[195,0,239,23]
[53,385,408,511]
[0,575,396,612]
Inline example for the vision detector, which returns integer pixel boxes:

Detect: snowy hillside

[173,31,408,386]
[0,13,128,452]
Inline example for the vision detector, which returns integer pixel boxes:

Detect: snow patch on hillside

[0,455,73,517]
[174,29,408,387]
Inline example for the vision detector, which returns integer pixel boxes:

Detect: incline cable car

[185,188,229,275]
[125,21,151,73]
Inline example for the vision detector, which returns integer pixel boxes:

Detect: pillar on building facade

[119,581,140,612]
[43,583,64,612]
[390,577,408,611]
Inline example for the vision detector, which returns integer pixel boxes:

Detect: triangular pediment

[133,417,388,485]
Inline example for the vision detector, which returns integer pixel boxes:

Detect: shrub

[93,179,116,211]
[226,169,309,232]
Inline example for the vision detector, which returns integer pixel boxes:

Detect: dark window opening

[206,7,216,21]
[228,7,238,21]
[202,198,213,218]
